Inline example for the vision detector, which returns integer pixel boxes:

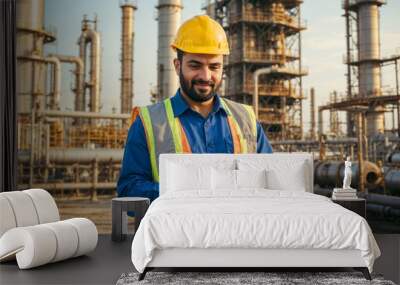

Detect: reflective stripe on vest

[221,98,257,153]
[131,97,257,182]
[164,99,191,154]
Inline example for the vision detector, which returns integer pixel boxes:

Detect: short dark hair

[176,49,184,62]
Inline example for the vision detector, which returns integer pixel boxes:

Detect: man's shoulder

[221,97,252,108]
[129,98,170,126]
[220,97,255,116]
[140,99,166,110]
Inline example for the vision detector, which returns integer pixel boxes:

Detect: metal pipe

[120,1,137,113]
[78,25,87,112]
[75,164,81,196]
[314,188,400,218]
[310,87,316,140]
[47,56,61,110]
[19,110,130,120]
[18,182,116,191]
[357,112,365,192]
[317,107,323,138]
[18,148,123,163]
[366,203,400,218]
[18,55,61,110]
[253,65,279,119]
[78,16,101,114]
[49,54,84,113]
[29,63,36,188]
[329,91,339,136]
[359,192,400,210]
[315,187,400,208]
[271,136,400,146]
[363,114,369,161]
[271,138,359,145]
[387,152,400,164]
[314,160,381,189]
[383,167,400,193]
[298,5,303,139]
[344,0,355,137]
[92,159,98,201]
[38,119,43,161]
[44,124,50,183]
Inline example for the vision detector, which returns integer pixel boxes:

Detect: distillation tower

[211,0,307,140]
[332,0,400,139]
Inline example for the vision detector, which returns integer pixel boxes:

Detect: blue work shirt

[117,89,273,201]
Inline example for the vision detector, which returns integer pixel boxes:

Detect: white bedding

[131,190,380,273]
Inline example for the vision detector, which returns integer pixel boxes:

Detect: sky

[44,0,400,133]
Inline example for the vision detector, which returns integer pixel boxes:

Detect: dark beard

[179,67,220,102]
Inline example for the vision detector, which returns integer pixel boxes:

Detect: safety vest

[130,97,257,182]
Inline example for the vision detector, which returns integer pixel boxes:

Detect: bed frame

[138,248,371,280]
[137,154,372,281]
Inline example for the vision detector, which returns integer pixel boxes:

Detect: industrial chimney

[156,0,182,100]
[358,0,385,136]
[120,0,137,114]
[344,0,386,136]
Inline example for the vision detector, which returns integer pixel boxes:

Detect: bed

[131,153,381,281]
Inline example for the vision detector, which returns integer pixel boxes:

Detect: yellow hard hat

[171,15,230,55]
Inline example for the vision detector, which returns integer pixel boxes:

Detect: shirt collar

[170,89,229,118]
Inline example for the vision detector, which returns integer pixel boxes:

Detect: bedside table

[332,198,366,218]
[111,197,150,242]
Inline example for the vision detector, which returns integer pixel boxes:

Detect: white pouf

[0,189,98,269]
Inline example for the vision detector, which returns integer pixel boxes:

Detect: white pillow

[236,169,267,189]
[237,158,308,192]
[211,168,237,191]
[266,164,306,191]
[167,162,212,191]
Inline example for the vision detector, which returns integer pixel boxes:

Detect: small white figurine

[343,156,352,190]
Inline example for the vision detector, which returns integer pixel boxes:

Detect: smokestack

[156,0,183,100]
[350,0,385,136]
[120,0,137,114]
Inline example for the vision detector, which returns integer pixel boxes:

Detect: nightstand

[111,197,150,242]
[332,198,366,218]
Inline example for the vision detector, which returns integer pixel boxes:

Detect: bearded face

[174,53,223,103]
[179,66,221,102]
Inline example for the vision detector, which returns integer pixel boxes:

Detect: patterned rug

[116,271,396,285]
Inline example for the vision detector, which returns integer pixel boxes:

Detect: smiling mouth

[194,83,212,87]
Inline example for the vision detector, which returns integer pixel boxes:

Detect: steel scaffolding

[210,0,307,140]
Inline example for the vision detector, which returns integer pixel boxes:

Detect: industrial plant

[16,0,400,232]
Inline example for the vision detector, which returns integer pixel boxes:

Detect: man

[117,15,272,201]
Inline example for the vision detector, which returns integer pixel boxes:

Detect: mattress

[131,190,380,273]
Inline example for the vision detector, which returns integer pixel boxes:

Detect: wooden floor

[55,194,129,234]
